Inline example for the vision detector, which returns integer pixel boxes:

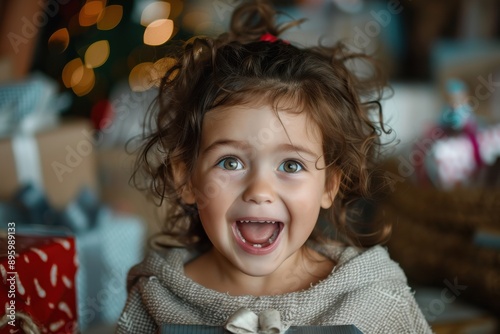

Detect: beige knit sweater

[116,244,432,333]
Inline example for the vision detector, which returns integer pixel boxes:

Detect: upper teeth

[239,220,276,224]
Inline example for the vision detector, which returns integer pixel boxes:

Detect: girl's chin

[232,256,288,283]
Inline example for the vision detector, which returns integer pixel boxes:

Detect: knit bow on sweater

[225,308,289,334]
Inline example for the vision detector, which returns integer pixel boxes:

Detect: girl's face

[186,104,336,278]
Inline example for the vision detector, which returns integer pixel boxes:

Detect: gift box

[0,230,78,334]
[97,147,166,237]
[0,120,97,209]
[76,208,146,330]
[423,123,500,189]
[0,184,146,331]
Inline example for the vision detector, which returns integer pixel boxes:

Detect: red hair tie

[259,32,289,45]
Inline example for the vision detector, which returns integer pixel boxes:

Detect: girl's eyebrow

[202,140,249,154]
[202,140,319,159]
[276,143,319,160]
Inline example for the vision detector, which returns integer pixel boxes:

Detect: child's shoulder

[333,244,407,282]
[313,242,412,297]
[318,244,431,331]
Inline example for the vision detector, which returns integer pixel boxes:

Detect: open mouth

[234,220,283,249]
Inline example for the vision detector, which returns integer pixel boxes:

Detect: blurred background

[0,0,499,333]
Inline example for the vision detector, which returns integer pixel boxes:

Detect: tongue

[238,222,278,244]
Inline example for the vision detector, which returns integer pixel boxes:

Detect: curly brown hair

[133,0,392,251]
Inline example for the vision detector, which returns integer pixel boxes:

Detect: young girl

[117,1,432,333]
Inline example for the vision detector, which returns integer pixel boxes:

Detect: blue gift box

[76,208,145,330]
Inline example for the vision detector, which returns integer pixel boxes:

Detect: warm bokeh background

[0,0,499,333]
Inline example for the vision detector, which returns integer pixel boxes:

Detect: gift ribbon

[0,73,70,138]
[0,183,100,233]
[12,134,44,191]
[463,124,483,168]
[0,311,41,334]
[224,308,289,334]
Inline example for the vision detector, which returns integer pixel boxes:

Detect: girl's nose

[242,171,275,204]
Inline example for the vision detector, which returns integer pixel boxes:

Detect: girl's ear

[172,161,196,204]
[321,170,341,209]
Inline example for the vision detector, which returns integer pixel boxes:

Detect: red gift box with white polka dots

[0,234,78,333]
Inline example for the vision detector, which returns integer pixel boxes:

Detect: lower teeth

[236,225,280,248]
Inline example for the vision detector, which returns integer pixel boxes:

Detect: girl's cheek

[210,169,243,191]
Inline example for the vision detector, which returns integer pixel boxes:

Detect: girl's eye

[217,157,243,170]
[278,160,303,173]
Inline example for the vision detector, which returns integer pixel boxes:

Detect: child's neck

[184,246,335,296]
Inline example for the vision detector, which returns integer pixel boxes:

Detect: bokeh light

[61,57,96,96]
[48,28,70,54]
[97,5,123,30]
[85,40,110,68]
[62,58,84,88]
[168,0,184,20]
[79,1,105,27]
[140,2,171,27]
[151,57,177,86]
[129,62,155,92]
[143,19,174,46]
[71,65,95,96]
